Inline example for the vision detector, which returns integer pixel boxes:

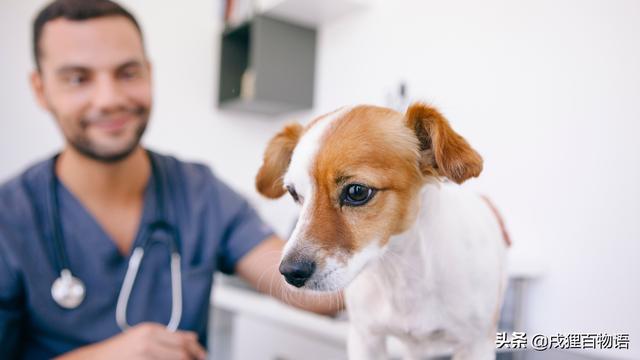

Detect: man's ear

[30,71,48,110]
[405,103,483,184]
[256,123,304,198]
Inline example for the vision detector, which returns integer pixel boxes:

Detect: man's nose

[279,259,316,288]
[93,76,127,110]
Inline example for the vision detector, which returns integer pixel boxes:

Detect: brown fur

[255,123,304,198]
[405,103,483,184]
[256,103,484,259]
[301,106,424,255]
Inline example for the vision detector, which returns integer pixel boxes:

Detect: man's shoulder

[149,150,250,209]
[0,156,52,211]
[0,156,52,247]
[149,150,226,195]
[152,151,212,176]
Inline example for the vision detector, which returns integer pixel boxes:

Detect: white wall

[1,0,639,359]
[0,0,63,171]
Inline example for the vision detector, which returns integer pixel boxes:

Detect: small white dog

[256,103,510,360]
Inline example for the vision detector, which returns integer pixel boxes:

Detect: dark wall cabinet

[218,16,316,115]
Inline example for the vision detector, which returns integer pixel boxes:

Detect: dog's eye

[286,185,300,203]
[341,184,375,207]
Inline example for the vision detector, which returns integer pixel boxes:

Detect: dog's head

[256,103,482,291]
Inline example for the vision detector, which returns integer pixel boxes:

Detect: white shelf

[212,281,348,345]
[255,0,369,27]
[211,266,540,358]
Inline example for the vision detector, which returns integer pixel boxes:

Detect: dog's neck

[383,182,441,253]
[365,183,443,292]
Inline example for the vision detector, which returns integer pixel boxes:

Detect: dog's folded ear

[256,123,304,198]
[405,103,483,184]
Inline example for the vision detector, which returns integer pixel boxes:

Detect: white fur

[345,182,508,359]
[309,240,383,292]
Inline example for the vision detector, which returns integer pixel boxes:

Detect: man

[0,0,342,358]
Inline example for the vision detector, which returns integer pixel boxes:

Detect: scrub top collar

[40,151,162,264]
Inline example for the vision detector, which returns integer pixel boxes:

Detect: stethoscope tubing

[45,151,183,331]
[115,247,183,332]
[49,157,72,276]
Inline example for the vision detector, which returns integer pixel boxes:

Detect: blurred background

[1,0,639,359]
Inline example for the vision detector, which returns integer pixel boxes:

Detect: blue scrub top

[0,151,274,359]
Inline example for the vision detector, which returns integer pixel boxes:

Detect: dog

[255,103,510,360]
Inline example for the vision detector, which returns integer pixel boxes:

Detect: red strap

[480,195,512,247]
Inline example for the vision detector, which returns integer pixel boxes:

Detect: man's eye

[66,73,87,86]
[120,68,141,80]
[341,184,376,207]
[286,185,300,203]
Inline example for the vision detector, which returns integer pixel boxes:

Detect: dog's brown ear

[256,123,304,198]
[405,103,483,184]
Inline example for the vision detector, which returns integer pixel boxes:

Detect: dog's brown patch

[256,123,304,198]
[256,103,485,260]
[406,103,483,184]
[303,106,424,254]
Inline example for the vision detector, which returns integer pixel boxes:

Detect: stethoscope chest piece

[51,269,86,309]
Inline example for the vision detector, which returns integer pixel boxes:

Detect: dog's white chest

[346,251,449,340]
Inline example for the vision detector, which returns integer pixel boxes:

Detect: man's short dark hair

[32,0,144,70]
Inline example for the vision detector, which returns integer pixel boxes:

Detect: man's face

[32,16,152,162]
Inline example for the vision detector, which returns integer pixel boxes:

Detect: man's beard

[69,106,149,163]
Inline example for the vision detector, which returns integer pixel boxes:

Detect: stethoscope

[46,152,183,332]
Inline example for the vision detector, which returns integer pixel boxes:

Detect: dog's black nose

[279,259,316,288]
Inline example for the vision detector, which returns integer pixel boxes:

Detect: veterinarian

[0,0,341,358]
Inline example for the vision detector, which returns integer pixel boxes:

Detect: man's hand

[55,323,206,360]
[236,235,345,316]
